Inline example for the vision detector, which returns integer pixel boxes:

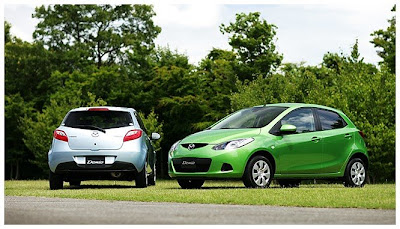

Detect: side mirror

[151,132,161,140]
[280,124,297,134]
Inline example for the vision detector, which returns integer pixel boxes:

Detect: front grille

[172,158,212,172]
[180,143,208,150]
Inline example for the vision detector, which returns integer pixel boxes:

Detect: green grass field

[5,180,395,209]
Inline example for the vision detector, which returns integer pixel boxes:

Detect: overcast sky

[4,3,395,66]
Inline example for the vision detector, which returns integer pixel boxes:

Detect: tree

[33,5,161,70]
[5,21,12,43]
[371,5,396,74]
[220,12,283,81]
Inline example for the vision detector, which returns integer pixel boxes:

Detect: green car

[168,103,368,189]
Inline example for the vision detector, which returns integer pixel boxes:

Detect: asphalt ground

[5,196,395,224]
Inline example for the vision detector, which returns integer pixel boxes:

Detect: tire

[135,163,148,188]
[148,165,156,186]
[177,179,205,189]
[69,181,81,186]
[49,171,63,190]
[278,179,300,188]
[343,158,367,187]
[243,155,273,188]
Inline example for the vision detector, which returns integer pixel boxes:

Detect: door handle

[344,133,352,139]
[311,136,321,142]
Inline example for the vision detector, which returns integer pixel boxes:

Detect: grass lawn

[5,180,395,209]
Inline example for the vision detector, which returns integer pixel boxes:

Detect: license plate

[181,160,196,168]
[86,156,105,165]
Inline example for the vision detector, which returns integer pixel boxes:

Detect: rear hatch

[62,110,134,150]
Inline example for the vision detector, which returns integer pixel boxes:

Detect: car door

[315,109,354,173]
[273,108,323,174]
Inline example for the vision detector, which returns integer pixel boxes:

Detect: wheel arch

[349,152,369,168]
[245,150,276,174]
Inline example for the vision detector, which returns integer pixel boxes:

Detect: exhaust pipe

[111,172,122,178]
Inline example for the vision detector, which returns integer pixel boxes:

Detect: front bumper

[168,145,249,179]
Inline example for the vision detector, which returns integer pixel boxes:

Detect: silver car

[48,106,160,189]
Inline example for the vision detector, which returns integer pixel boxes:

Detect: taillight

[358,131,366,139]
[88,108,109,111]
[123,130,142,142]
[53,129,68,142]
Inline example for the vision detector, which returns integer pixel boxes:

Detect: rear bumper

[54,161,137,181]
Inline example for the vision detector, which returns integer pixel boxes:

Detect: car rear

[48,107,148,187]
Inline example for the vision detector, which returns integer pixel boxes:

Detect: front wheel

[343,158,367,187]
[148,165,156,186]
[177,179,204,189]
[243,155,273,188]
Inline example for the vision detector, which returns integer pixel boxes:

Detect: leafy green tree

[33,5,161,70]
[5,21,12,43]
[220,12,282,80]
[371,5,396,73]
[5,94,35,179]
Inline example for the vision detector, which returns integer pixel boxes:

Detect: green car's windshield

[210,106,288,130]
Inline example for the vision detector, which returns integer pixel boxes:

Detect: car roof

[254,103,343,113]
[69,106,136,112]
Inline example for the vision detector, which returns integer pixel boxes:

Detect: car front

[168,106,288,180]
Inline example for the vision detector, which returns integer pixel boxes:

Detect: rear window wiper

[68,125,106,133]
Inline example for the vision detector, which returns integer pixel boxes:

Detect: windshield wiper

[69,125,106,133]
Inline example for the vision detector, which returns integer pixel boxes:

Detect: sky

[4,2,396,66]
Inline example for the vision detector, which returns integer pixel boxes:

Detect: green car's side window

[281,108,315,134]
[316,109,347,130]
[270,108,316,135]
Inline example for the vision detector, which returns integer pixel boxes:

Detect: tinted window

[64,111,133,129]
[280,108,315,134]
[210,106,287,130]
[317,109,346,130]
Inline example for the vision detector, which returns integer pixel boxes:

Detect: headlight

[169,140,181,157]
[212,138,254,150]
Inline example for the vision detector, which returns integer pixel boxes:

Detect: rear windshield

[64,111,133,129]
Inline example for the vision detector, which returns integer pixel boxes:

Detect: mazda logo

[91,131,99,137]
[188,144,195,150]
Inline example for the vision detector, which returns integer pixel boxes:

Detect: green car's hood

[180,128,261,144]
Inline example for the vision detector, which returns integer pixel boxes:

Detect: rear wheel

[49,171,63,190]
[344,158,367,187]
[177,179,204,189]
[278,179,300,188]
[69,181,81,186]
[135,163,148,188]
[243,155,273,188]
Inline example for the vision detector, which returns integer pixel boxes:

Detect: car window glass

[281,108,315,133]
[317,109,346,130]
[64,111,133,129]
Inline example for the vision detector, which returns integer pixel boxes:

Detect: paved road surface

[5,196,395,224]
